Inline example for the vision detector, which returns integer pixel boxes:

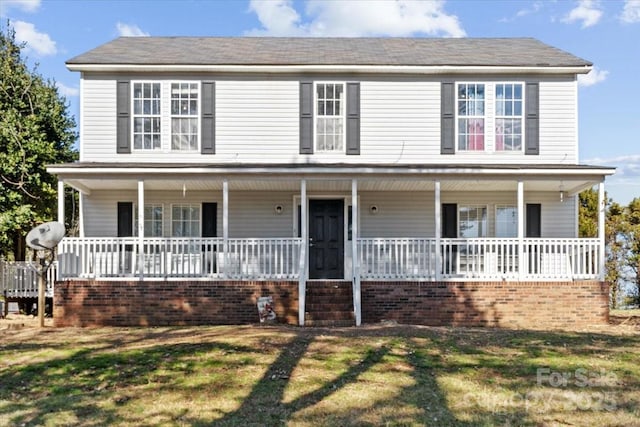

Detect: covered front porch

[50,163,613,326]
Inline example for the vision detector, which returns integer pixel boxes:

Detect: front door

[309,199,344,279]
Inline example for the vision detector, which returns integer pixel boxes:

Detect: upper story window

[457,83,485,151]
[132,83,161,150]
[171,83,199,151]
[495,84,523,151]
[315,83,345,152]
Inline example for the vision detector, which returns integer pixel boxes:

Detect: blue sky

[2,0,639,204]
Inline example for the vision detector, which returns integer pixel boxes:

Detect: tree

[625,198,640,306]
[0,25,77,260]
[578,187,599,238]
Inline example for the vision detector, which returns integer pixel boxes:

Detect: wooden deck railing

[0,260,56,298]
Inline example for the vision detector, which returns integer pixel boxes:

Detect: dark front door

[309,199,344,279]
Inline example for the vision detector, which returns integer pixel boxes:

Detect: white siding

[79,74,578,165]
[82,189,575,239]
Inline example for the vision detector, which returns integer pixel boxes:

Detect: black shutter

[346,82,360,155]
[202,203,217,237]
[201,81,216,154]
[442,203,458,238]
[441,81,455,154]
[117,202,133,237]
[299,81,314,154]
[525,82,539,155]
[297,205,302,238]
[526,203,542,237]
[116,81,131,153]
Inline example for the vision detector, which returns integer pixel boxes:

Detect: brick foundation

[361,281,609,329]
[54,279,609,329]
[54,280,298,327]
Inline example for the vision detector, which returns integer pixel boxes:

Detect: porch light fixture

[560,191,565,203]
[369,205,379,215]
[274,205,283,215]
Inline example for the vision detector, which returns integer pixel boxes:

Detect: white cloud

[116,22,150,37]
[55,82,79,97]
[621,0,640,23]
[12,20,56,56]
[577,66,609,87]
[1,0,41,14]
[584,154,640,178]
[562,0,603,28]
[247,0,466,37]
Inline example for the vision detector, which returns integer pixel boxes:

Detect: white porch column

[137,180,145,280]
[517,180,525,280]
[434,180,441,281]
[299,179,307,326]
[57,180,65,225]
[598,181,606,281]
[352,179,361,326]
[223,179,229,278]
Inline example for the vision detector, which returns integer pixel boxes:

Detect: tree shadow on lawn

[1,325,638,426]
[0,340,261,426]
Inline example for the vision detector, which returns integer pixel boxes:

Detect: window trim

[170,81,201,152]
[313,81,347,154]
[494,82,525,153]
[170,203,202,238]
[131,81,162,152]
[458,204,488,238]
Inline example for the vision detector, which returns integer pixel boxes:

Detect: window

[172,205,200,237]
[133,83,161,150]
[495,206,517,237]
[316,83,344,152]
[459,206,487,238]
[134,204,164,237]
[495,84,523,151]
[171,83,199,151]
[457,83,485,151]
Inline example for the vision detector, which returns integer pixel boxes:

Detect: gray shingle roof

[66,37,591,67]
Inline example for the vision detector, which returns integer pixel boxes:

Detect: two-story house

[48,37,615,328]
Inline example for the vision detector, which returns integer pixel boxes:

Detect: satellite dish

[26,221,66,250]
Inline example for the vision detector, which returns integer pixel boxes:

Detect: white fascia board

[66,63,593,75]
[47,165,616,178]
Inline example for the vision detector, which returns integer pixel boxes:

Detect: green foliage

[578,187,599,238]
[0,25,77,259]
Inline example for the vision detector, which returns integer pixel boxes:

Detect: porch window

[459,206,487,238]
[457,83,485,151]
[132,82,161,150]
[495,84,523,151]
[495,205,517,237]
[134,204,164,237]
[315,83,345,152]
[171,82,199,151]
[172,204,200,237]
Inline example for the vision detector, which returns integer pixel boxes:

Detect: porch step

[304,281,354,327]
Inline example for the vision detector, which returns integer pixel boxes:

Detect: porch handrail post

[223,179,229,279]
[434,180,442,281]
[299,179,307,326]
[598,181,605,281]
[517,180,524,280]
[137,180,145,280]
[352,179,361,326]
[57,180,65,226]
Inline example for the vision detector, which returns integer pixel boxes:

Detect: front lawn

[0,318,638,426]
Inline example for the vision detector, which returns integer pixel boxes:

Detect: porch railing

[0,260,56,298]
[58,237,302,280]
[359,237,601,281]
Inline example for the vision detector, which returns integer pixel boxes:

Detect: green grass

[0,321,639,426]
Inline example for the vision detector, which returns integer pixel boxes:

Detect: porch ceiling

[61,176,600,196]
